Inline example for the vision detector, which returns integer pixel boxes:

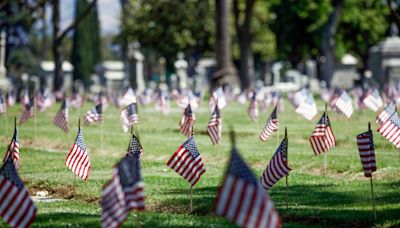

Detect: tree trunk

[213,0,238,89]
[52,0,64,92]
[238,33,254,90]
[320,0,342,88]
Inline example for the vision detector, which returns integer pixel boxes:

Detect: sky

[55,0,121,36]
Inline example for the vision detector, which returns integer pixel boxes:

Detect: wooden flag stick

[324,102,327,176]
[136,211,141,228]
[370,175,377,219]
[189,185,193,213]
[285,127,288,209]
[33,97,37,140]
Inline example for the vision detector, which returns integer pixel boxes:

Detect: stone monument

[174,52,188,90]
[0,31,10,90]
[127,41,145,93]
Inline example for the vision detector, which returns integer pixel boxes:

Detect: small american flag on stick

[120,103,139,132]
[248,92,259,121]
[53,99,69,133]
[66,124,91,180]
[260,105,279,141]
[179,104,196,137]
[101,152,145,228]
[309,112,336,155]
[84,103,102,126]
[376,101,396,125]
[377,111,400,148]
[214,147,281,228]
[0,91,6,114]
[3,122,20,171]
[207,104,222,145]
[166,136,205,186]
[0,156,37,228]
[362,89,383,112]
[126,133,143,160]
[19,98,34,125]
[330,90,353,118]
[357,129,377,177]
[260,138,291,191]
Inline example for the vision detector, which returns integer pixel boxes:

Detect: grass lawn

[0,98,399,227]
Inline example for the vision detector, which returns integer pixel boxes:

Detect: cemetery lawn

[0,99,399,228]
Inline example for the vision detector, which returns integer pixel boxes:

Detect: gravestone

[175,52,188,90]
[0,31,10,90]
[369,24,400,87]
[127,41,145,93]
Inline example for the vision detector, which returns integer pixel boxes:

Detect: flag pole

[190,184,193,213]
[72,119,81,197]
[368,122,377,219]
[324,102,327,176]
[4,110,8,137]
[33,96,37,140]
[285,127,288,209]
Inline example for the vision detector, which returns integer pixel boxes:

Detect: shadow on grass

[34,212,100,227]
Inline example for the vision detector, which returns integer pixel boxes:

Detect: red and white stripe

[0,176,37,227]
[260,153,290,191]
[166,146,205,186]
[260,119,278,142]
[3,141,19,171]
[179,115,195,137]
[83,111,102,126]
[53,104,69,133]
[356,132,376,177]
[377,114,400,148]
[101,173,144,227]
[207,114,222,145]
[214,175,280,228]
[309,125,336,155]
[66,145,91,180]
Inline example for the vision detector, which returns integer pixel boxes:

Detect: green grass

[0,98,399,227]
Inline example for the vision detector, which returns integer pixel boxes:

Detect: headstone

[0,31,10,90]
[127,41,145,93]
[174,52,188,90]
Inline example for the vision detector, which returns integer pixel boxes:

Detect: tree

[71,0,101,88]
[320,0,342,87]
[336,0,389,78]
[214,0,239,89]
[233,0,256,91]
[269,0,331,67]
[51,0,97,92]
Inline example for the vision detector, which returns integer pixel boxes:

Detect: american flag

[3,124,20,171]
[119,87,137,107]
[101,152,145,228]
[295,92,317,121]
[330,90,353,118]
[207,104,222,145]
[309,112,336,155]
[356,130,377,177]
[179,104,196,137]
[20,89,29,106]
[154,90,170,114]
[362,89,383,112]
[209,87,227,110]
[66,127,91,180]
[19,98,34,125]
[70,87,83,109]
[376,102,396,125]
[84,103,102,126]
[260,105,279,141]
[35,92,46,112]
[377,111,400,148]
[260,138,291,191]
[6,90,16,107]
[248,92,259,121]
[214,147,280,228]
[166,136,205,186]
[120,103,139,133]
[53,99,69,133]
[0,91,6,113]
[126,133,143,160]
[0,156,37,227]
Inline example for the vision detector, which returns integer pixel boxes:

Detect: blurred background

[0,0,398,98]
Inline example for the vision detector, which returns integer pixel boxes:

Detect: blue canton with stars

[0,157,24,189]
[389,113,400,127]
[117,153,141,188]
[318,112,331,126]
[127,134,142,155]
[75,128,87,151]
[183,137,200,158]
[94,103,102,115]
[275,138,288,160]
[227,148,257,185]
[184,104,193,117]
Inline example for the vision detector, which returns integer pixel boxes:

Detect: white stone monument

[128,41,145,93]
[174,52,188,90]
[0,31,10,90]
